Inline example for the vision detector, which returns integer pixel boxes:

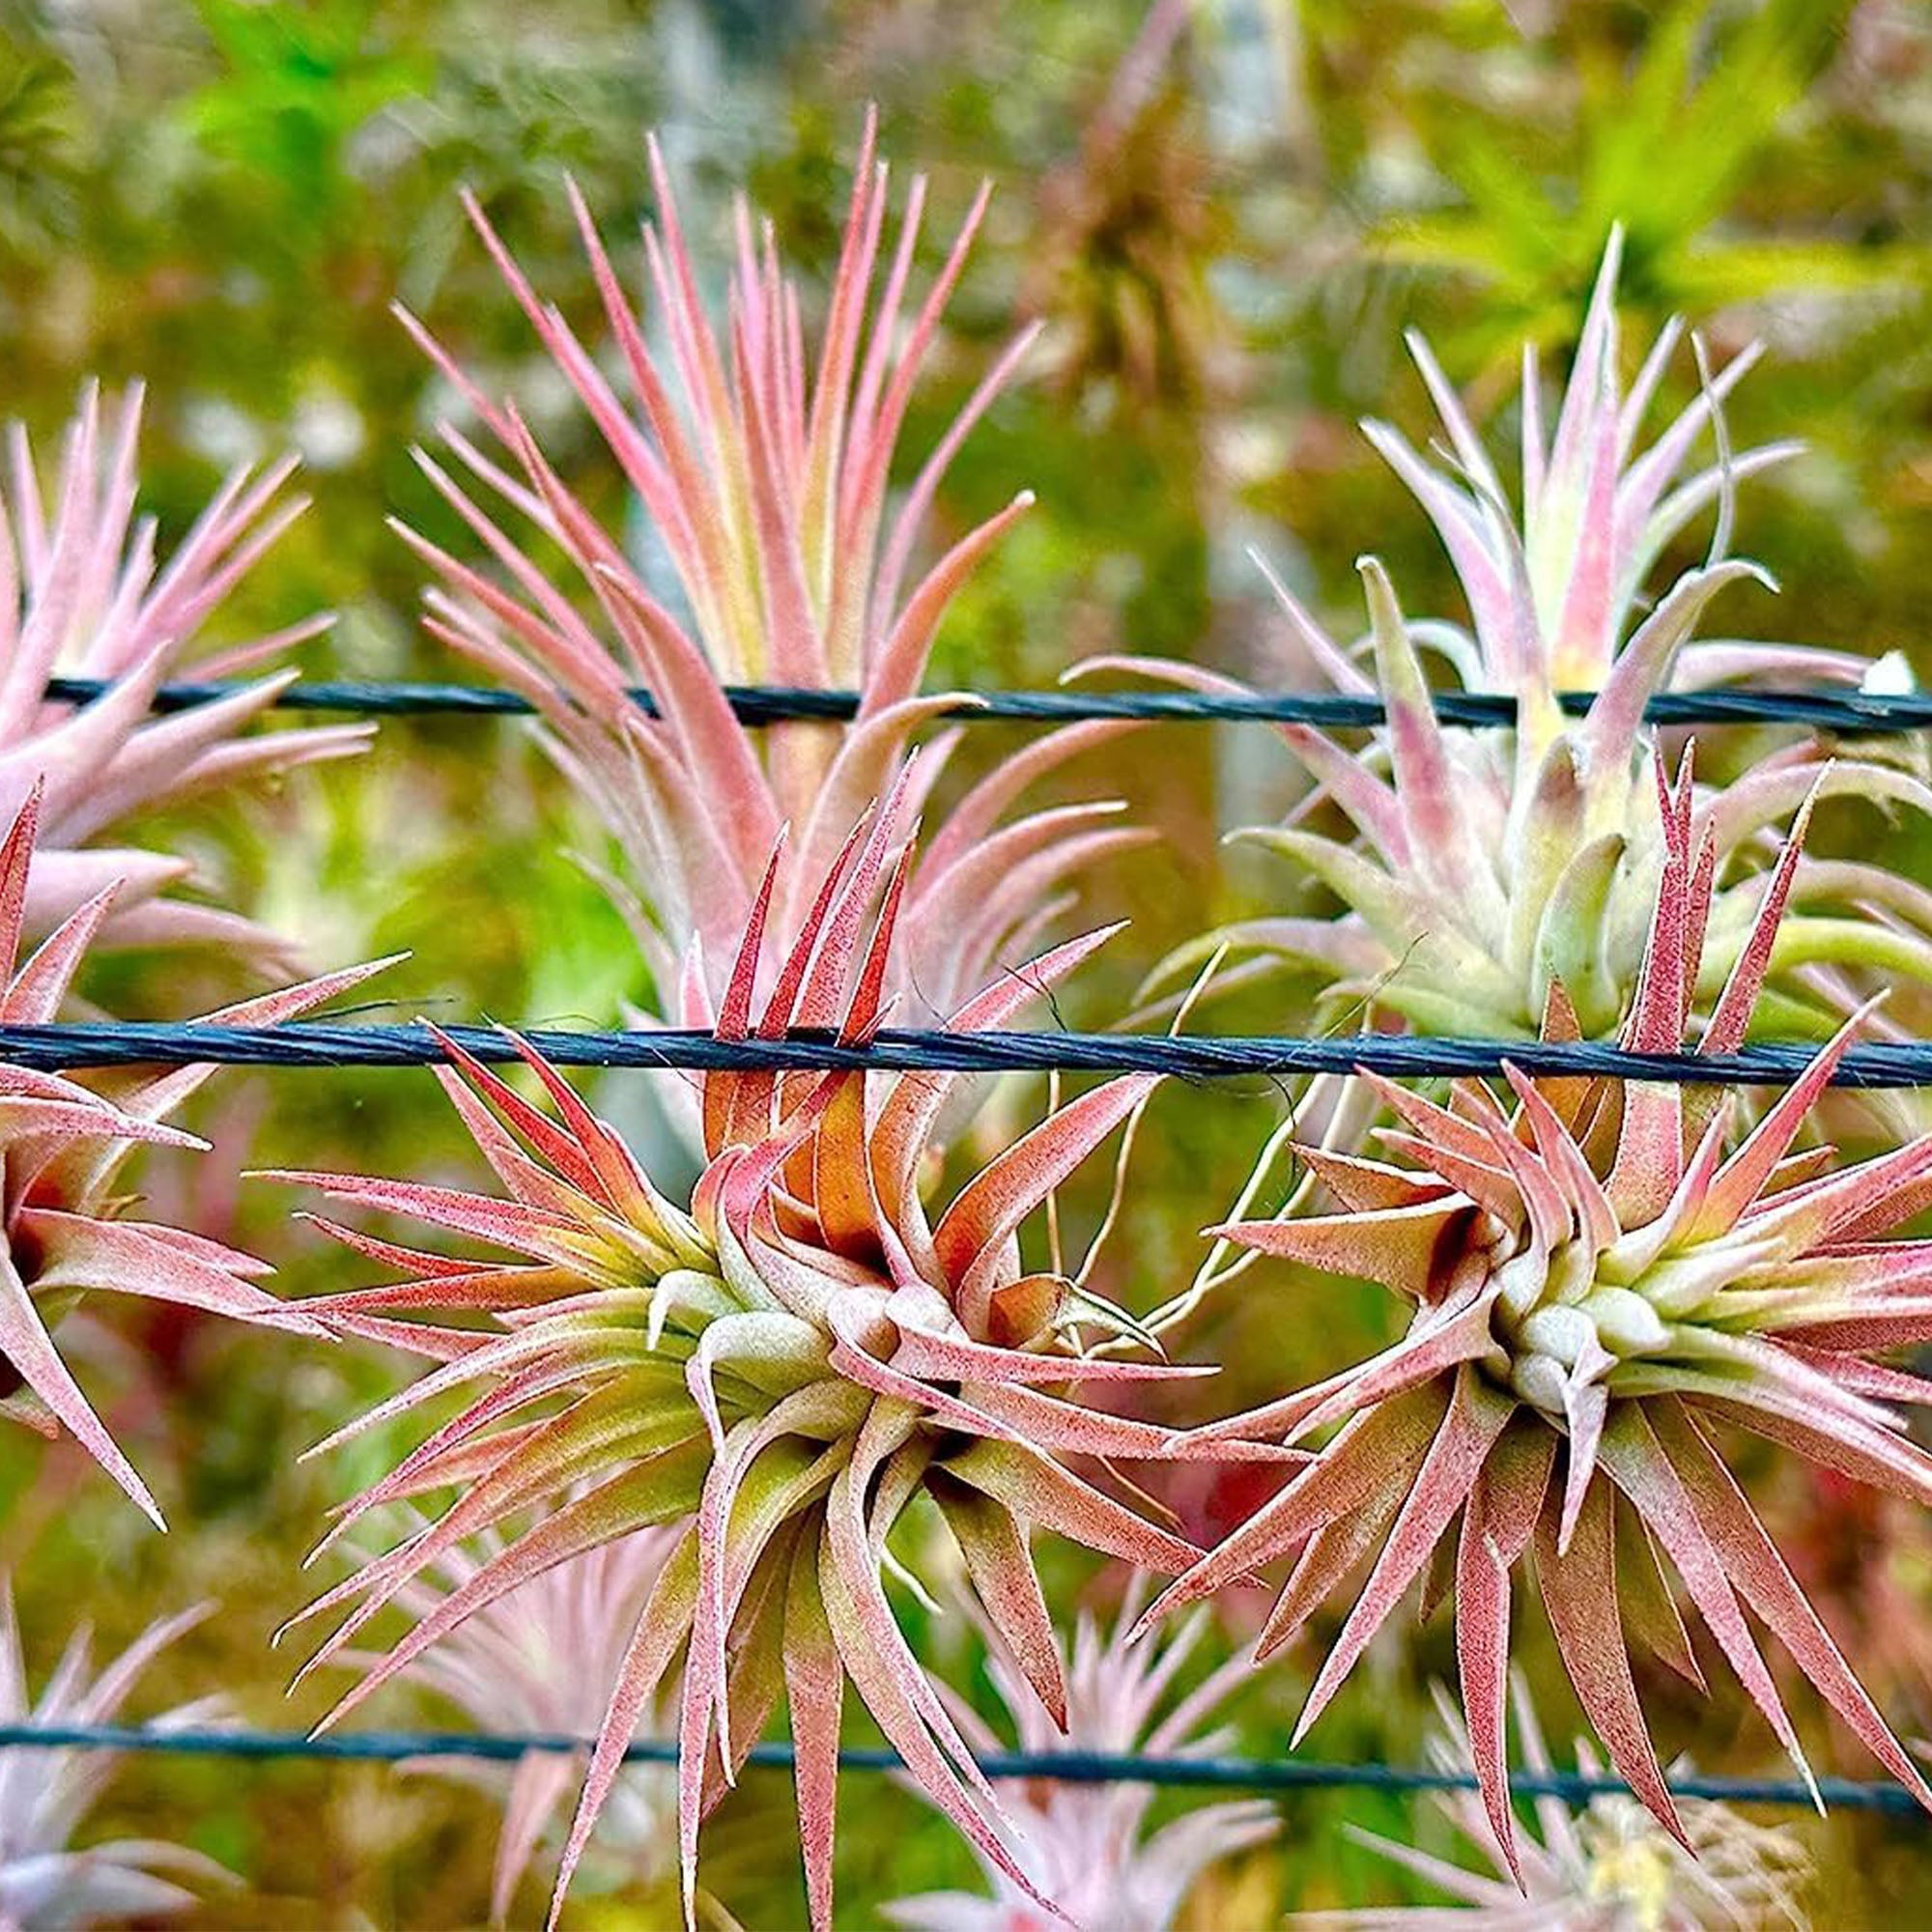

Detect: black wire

[1,1720,1917,1813]
[43,676,1932,733]
[7,1021,1930,1085]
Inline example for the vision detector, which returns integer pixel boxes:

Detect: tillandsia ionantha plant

[0,784,387,1524]
[885,1576,1276,1932]
[0,1577,241,1926]
[1106,233,1932,1042]
[268,797,1281,1930]
[1308,1679,1810,1931]
[1141,752,1932,1872]
[2,384,371,972]
[347,1517,685,1923]
[397,110,1143,1022]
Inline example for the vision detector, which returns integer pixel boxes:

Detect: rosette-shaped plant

[3,384,370,969]
[351,1518,683,1923]
[1311,1681,1809,1930]
[0,785,384,1523]
[886,1577,1276,1932]
[1145,754,1932,1872]
[0,1578,241,1925]
[401,113,1137,1018]
[1116,237,1932,1040]
[270,803,1268,1929]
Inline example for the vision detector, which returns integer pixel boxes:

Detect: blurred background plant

[0,0,1928,1920]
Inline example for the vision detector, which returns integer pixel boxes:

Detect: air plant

[885,1576,1276,1932]
[349,1517,684,1923]
[1310,1680,1809,1930]
[397,112,1141,1023]
[269,801,1276,1930]
[1104,235,1932,1041]
[0,1578,240,1925]
[1143,753,1932,1877]
[2,384,371,972]
[0,784,386,1524]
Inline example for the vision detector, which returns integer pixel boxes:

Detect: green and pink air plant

[1101,236,1931,1043]
[1139,552,1932,1045]
[885,1577,1277,1932]
[0,1577,241,1925]
[1143,752,1932,1876]
[0,784,388,1525]
[2,385,371,974]
[347,1516,684,1923]
[397,113,1142,1022]
[268,799,1281,1931]
[1308,1679,1809,1931]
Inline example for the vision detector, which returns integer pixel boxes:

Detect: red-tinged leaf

[0,1245,161,1526]
[929,1471,1067,1729]
[547,1532,703,1932]
[1293,1145,1452,1213]
[1143,1388,1450,1623]
[1210,1197,1476,1302]
[1456,1421,1555,1888]
[1254,1484,1404,1664]
[932,1075,1158,1324]
[4,882,119,1025]
[20,1211,300,1328]
[0,784,43,973]
[782,1535,843,1932]
[1612,1495,1704,1690]
[1692,1004,1874,1242]
[259,1170,580,1259]
[1651,1397,1932,1812]
[323,1455,706,1734]
[1535,1478,1688,1850]
[1598,1406,1815,1802]
[890,1322,1203,1388]
[940,1438,1199,1576]
[1293,1370,1511,1743]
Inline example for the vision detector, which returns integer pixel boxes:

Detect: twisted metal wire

[1,1719,1917,1813]
[4,1022,1930,1085]
[44,674,1932,733]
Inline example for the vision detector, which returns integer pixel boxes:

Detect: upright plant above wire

[1106,235,1932,1042]
[268,796,1274,1930]
[400,112,1140,1023]
[1,385,370,974]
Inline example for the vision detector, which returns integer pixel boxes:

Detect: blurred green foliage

[0,0,1930,1922]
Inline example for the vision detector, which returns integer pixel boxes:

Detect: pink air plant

[1143,751,1932,1877]
[267,801,1282,1931]
[1356,225,1836,699]
[1308,1680,1809,1930]
[349,1518,684,1923]
[397,113,1141,1021]
[0,1578,241,1926]
[0,785,389,1525]
[1100,236,1932,1042]
[2,385,371,972]
[885,1577,1276,1932]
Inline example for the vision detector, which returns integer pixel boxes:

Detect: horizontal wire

[3,1021,1930,1085]
[43,675,1932,733]
[2,1720,1918,1813]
